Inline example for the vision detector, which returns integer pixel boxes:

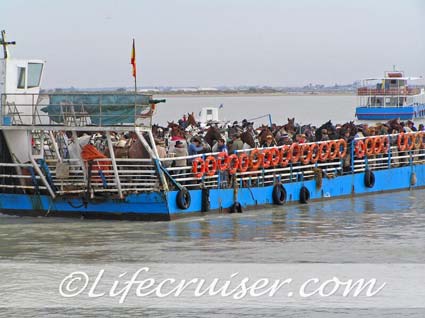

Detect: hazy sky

[2,0,424,88]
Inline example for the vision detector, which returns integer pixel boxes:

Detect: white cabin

[199,107,220,128]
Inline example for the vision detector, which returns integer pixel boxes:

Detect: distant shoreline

[153,91,356,98]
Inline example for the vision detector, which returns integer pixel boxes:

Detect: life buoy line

[204,156,217,176]
[238,153,250,172]
[217,152,229,171]
[176,188,191,210]
[397,133,407,151]
[299,186,310,204]
[337,139,347,158]
[318,142,330,162]
[309,143,320,164]
[262,149,272,169]
[289,143,301,164]
[299,143,312,165]
[355,140,366,159]
[228,154,239,175]
[249,149,263,170]
[328,140,339,160]
[373,136,383,154]
[364,169,375,188]
[272,184,287,205]
[192,157,205,178]
[279,145,290,167]
[270,147,281,167]
[365,137,375,156]
[381,135,390,153]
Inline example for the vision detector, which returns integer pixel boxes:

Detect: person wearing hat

[228,133,243,153]
[262,134,276,147]
[320,129,330,141]
[407,120,417,132]
[155,139,167,159]
[188,137,205,156]
[277,133,292,146]
[172,140,188,180]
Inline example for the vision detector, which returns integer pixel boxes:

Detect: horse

[104,132,150,159]
[186,112,198,128]
[316,120,337,141]
[203,125,222,148]
[257,125,274,146]
[386,118,403,133]
[283,117,296,135]
[240,130,256,148]
[167,121,186,139]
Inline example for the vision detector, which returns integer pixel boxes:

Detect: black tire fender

[176,188,191,210]
[299,186,310,204]
[272,184,287,205]
[230,202,243,213]
[364,169,375,188]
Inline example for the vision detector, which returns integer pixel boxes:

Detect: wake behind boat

[1,31,425,221]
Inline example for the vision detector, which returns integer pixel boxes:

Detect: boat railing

[160,132,425,190]
[0,93,158,129]
[357,87,420,96]
[1,132,424,197]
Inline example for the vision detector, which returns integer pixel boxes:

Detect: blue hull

[1,164,424,220]
[355,104,425,121]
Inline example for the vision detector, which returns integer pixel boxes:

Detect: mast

[0,30,16,59]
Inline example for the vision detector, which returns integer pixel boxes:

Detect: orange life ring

[217,152,228,171]
[381,135,390,153]
[238,153,249,172]
[337,139,347,158]
[289,143,301,164]
[406,133,415,151]
[270,147,281,167]
[192,157,205,179]
[318,141,330,162]
[355,140,366,159]
[328,140,338,160]
[249,149,263,170]
[373,136,383,154]
[309,143,320,164]
[204,156,217,177]
[228,154,239,175]
[262,149,272,169]
[397,133,407,151]
[413,132,422,150]
[365,137,375,156]
[279,145,290,167]
[299,143,311,165]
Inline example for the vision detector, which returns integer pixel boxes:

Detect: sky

[1,0,424,88]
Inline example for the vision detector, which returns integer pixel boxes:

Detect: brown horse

[257,125,274,145]
[105,132,150,159]
[241,130,256,148]
[204,125,222,148]
[186,112,197,127]
[167,121,186,139]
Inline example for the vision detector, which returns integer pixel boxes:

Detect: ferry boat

[1,32,425,221]
[355,71,425,123]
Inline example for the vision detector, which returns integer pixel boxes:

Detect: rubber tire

[272,184,287,205]
[299,186,310,204]
[230,202,243,213]
[176,188,191,210]
[364,170,375,188]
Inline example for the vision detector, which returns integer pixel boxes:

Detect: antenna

[0,30,16,59]
[393,64,396,71]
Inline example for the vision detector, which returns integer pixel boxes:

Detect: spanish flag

[131,39,136,78]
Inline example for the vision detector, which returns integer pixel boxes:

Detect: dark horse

[203,125,222,148]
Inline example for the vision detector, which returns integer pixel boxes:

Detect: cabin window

[17,67,26,89]
[27,63,43,88]
[207,109,213,115]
